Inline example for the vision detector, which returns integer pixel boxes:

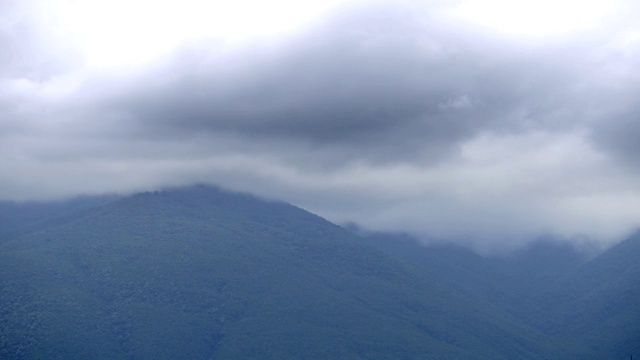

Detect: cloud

[99,4,583,165]
[2,0,640,250]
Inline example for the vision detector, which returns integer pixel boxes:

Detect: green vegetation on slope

[0,186,609,359]
[366,231,639,360]
[524,232,640,358]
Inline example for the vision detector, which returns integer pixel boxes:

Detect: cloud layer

[2,0,640,249]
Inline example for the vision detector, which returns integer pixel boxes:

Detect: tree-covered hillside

[366,231,639,359]
[0,186,612,359]
[0,195,118,240]
[524,232,640,358]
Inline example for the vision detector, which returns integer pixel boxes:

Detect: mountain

[365,231,639,359]
[0,195,119,240]
[525,232,640,358]
[365,233,588,309]
[0,186,599,359]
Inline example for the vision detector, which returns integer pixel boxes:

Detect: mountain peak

[0,186,623,359]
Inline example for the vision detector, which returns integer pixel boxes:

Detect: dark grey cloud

[2,0,640,250]
[93,3,582,168]
[586,80,640,167]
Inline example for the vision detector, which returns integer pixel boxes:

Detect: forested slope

[0,186,606,359]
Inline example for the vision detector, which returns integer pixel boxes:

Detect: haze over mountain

[3,0,640,250]
[3,0,639,357]
[1,185,638,359]
[366,230,640,359]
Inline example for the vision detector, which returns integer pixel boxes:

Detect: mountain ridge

[365,230,640,359]
[0,185,628,359]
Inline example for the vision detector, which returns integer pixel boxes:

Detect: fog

[2,0,640,249]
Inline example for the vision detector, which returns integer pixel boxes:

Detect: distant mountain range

[1,185,637,359]
[366,232,640,359]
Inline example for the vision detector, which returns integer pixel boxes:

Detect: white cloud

[3,0,640,250]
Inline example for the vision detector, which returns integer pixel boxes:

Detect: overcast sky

[2,0,640,250]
